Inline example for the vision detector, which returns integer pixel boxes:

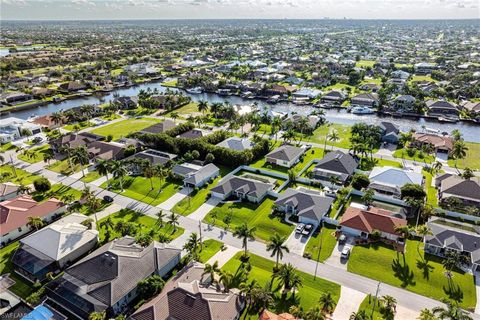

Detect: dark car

[103,195,114,203]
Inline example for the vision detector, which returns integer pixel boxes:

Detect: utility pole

[371,282,381,318]
[198,220,203,250]
[314,220,324,280]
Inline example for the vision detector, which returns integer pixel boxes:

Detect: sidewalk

[331,286,366,320]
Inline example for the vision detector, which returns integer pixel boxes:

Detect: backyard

[203,197,294,242]
[303,223,338,262]
[423,170,438,207]
[90,117,162,140]
[0,241,35,299]
[308,123,352,149]
[347,239,476,309]
[222,252,341,318]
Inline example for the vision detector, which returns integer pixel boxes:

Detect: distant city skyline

[1,0,479,20]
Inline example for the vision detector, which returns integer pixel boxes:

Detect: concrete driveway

[331,286,366,320]
[284,229,311,256]
[188,197,221,220]
[157,187,192,210]
[325,236,354,270]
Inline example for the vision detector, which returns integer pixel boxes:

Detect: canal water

[6,80,480,143]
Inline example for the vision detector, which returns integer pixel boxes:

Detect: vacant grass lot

[90,117,162,140]
[102,176,183,206]
[47,158,83,175]
[17,144,52,163]
[203,198,294,242]
[0,242,34,299]
[97,208,184,244]
[63,121,93,132]
[447,141,480,170]
[308,123,352,149]
[355,60,376,68]
[223,252,341,317]
[198,239,223,263]
[0,165,38,185]
[304,224,338,262]
[348,240,476,309]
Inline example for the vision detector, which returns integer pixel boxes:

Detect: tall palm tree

[349,310,371,320]
[380,295,397,319]
[27,216,44,230]
[202,261,220,284]
[16,184,31,195]
[155,210,165,227]
[59,145,75,174]
[184,232,200,261]
[71,146,89,178]
[198,100,208,114]
[452,140,468,168]
[417,308,437,320]
[305,305,326,320]
[218,270,233,292]
[50,112,64,126]
[96,158,111,186]
[43,150,54,165]
[239,279,259,312]
[110,160,127,192]
[233,223,256,257]
[432,299,472,320]
[416,224,432,254]
[318,291,337,314]
[361,188,375,207]
[266,233,289,269]
[168,212,179,232]
[327,130,340,150]
[142,162,156,190]
[170,112,179,124]
[271,116,283,141]
[155,165,168,192]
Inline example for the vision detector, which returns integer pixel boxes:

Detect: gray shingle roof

[275,188,334,222]
[266,145,304,162]
[440,176,480,201]
[314,151,357,176]
[211,176,273,199]
[216,137,253,151]
[184,163,220,185]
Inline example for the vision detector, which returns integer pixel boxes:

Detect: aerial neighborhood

[0,18,479,320]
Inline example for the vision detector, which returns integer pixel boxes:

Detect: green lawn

[410,75,437,83]
[0,142,16,152]
[249,157,290,174]
[197,239,223,263]
[97,208,184,243]
[348,240,476,310]
[393,149,434,164]
[423,170,438,207]
[0,242,35,299]
[308,123,352,149]
[165,102,202,117]
[47,158,83,175]
[447,141,480,170]
[0,165,38,185]
[31,183,82,202]
[358,157,403,171]
[356,60,376,68]
[80,171,102,183]
[17,145,52,163]
[357,295,383,320]
[223,252,341,316]
[304,224,338,262]
[292,147,323,173]
[90,117,162,140]
[102,176,183,206]
[204,198,294,242]
[63,121,93,131]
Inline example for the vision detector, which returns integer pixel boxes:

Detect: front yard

[90,117,162,140]
[347,239,476,310]
[0,165,38,185]
[47,158,83,175]
[203,197,294,242]
[17,144,52,163]
[303,223,338,262]
[101,175,183,206]
[392,148,434,164]
[197,239,223,263]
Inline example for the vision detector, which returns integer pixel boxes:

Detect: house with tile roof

[45,236,181,320]
[368,167,423,198]
[210,176,274,203]
[412,132,453,155]
[275,188,334,227]
[0,195,65,246]
[312,150,358,184]
[265,145,305,168]
[129,262,245,320]
[12,213,98,282]
[339,205,407,243]
[259,310,298,320]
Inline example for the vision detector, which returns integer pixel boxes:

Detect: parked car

[302,224,313,236]
[103,195,114,203]
[341,246,351,260]
[295,223,305,234]
[339,234,347,244]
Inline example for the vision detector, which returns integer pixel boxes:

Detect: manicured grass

[0,165,38,185]
[31,183,82,203]
[0,142,16,152]
[308,123,352,149]
[357,295,383,320]
[47,158,83,175]
[90,117,162,140]
[0,241,34,299]
[423,170,438,207]
[304,224,338,262]
[223,252,341,315]
[292,147,323,173]
[447,141,480,170]
[165,102,202,117]
[63,121,93,131]
[358,157,403,171]
[410,75,437,83]
[97,208,184,243]
[356,60,376,68]
[249,157,290,174]
[197,239,223,263]
[102,176,183,206]
[393,149,434,164]
[161,79,178,87]
[80,171,102,183]
[17,144,52,163]
[204,198,294,242]
[347,240,476,309]
[101,113,121,121]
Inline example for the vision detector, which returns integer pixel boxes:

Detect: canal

[6,80,480,143]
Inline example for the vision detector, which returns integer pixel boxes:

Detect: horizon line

[3,18,479,22]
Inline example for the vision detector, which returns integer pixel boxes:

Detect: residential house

[87,141,126,161]
[210,176,274,203]
[460,101,480,116]
[292,88,321,99]
[312,150,358,184]
[368,167,423,198]
[350,93,379,107]
[414,62,436,75]
[216,137,254,151]
[259,310,298,320]
[12,213,98,282]
[45,236,181,320]
[178,129,210,139]
[113,96,139,110]
[0,195,65,246]
[435,174,480,208]
[265,145,305,168]
[412,133,453,155]
[50,132,103,152]
[321,90,347,105]
[0,117,42,142]
[275,188,334,227]
[59,81,87,93]
[129,262,245,320]
[379,121,400,144]
[391,70,410,80]
[339,205,407,243]
[0,183,20,201]
[285,114,321,132]
[424,217,480,272]
[393,95,416,112]
[139,120,176,134]
[127,149,177,175]
[358,83,380,92]
[426,100,459,117]
[172,163,220,188]
[0,92,33,105]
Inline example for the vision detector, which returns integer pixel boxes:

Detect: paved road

[4,149,479,319]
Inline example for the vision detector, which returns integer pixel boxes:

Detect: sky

[1,0,479,20]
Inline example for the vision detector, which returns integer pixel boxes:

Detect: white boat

[351,106,375,114]
[186,87,203,94]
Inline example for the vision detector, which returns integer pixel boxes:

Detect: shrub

[351,173,370,190]
[33,177,51,193]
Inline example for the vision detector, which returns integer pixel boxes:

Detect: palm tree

[239,279,259,312]
[327,130,340,150]
[442,250,469,277]
[155,210,166,227]
[233,223,256,257]
[452,140,468,168]
[432,299,472,320]
[416,224,432,254]
[170,111,179,123]
[305,305,326,320]
[168,212,179,232]
[27,216,44,230]
[198,100,208,114]
[318,291,337,314]
[71,146,89,178]
[432,161,443,173]
[16,184,31,195]
[88,311,106,320]
[361,188,375,207]
[202,261,220,284]
[50,112,64,126]
[251,283,274,311]
[184,232,200,261]
[266,233,289,269]
[110,160,127,192]
[218,270,233,292]
[275,263,297,292]
[380,295,397,319]
[142,162,156,190]
[43,150,54,165]
[417,308,438,320]
[297,116,310,140]
[271,116,283,141]
[155,165,168,192]
[59,145,75,174]
[349,310,372,320]
[96,159,111,186]
[281,129,296,144]
[135,232,153,247]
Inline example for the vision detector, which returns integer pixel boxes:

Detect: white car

[341,246,351,260]
[295,223,305,234]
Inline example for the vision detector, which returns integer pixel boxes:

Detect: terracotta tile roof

[0,195,64,235]
[340,206,406,235]
[413,133,453,151]
[259,310,298,320]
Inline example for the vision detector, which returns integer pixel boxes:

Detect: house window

[18,227,22,232]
